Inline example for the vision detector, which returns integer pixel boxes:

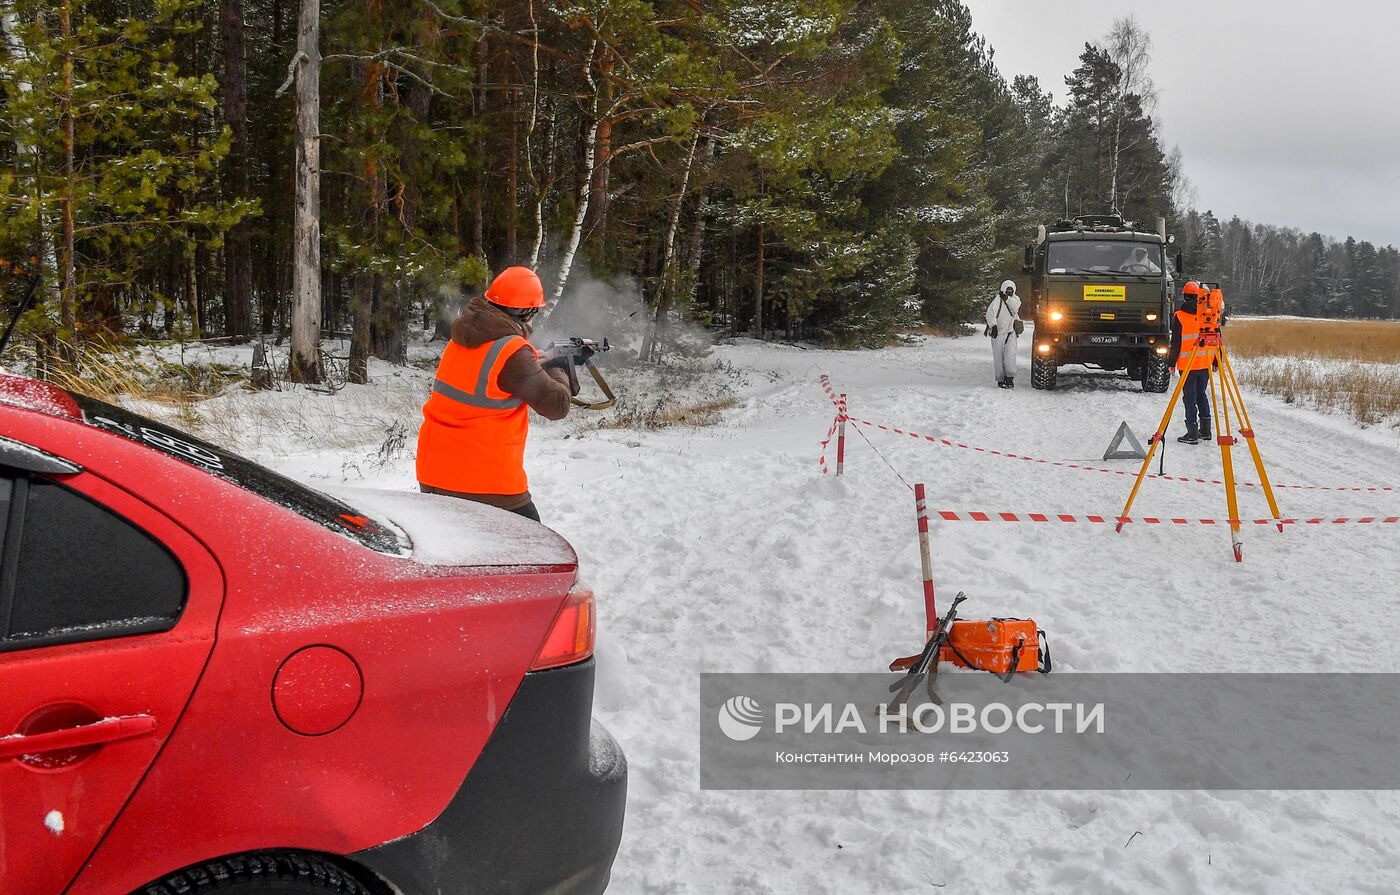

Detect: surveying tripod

[1117,318,1283,562]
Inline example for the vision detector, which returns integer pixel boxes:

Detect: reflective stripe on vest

[1175,310,1212,371]
[432,336,523,409]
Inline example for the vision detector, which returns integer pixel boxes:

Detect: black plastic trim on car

[354,658,627,895]
[0,435,81,475]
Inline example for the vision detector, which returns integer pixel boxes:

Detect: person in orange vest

[1168,280,1214,445]
[415,266,576,522]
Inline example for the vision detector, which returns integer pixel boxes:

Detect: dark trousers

[1183,368,1212,430]
[419,483,541,522]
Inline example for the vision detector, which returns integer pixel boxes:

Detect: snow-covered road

[230,331,1400,892]
[533,333,1400,893]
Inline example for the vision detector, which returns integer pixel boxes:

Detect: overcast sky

[962,0,1400,248]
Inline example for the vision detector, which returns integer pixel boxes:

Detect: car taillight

[530,585,595,671]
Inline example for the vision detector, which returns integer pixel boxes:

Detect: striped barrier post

[915,483,936,637]
[836,394,847,476]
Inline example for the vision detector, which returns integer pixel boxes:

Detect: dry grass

[593,396,738,431]
[1226,319,1400,428]
[1227,319,1400,364]
[22,337,242,406]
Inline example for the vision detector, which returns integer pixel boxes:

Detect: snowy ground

[146,329,1400,892]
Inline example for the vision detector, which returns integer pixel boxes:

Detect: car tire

[1031,354,1057,390]
[1143,355,1171,393]
[135,852,377,895]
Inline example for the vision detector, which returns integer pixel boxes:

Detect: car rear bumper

[353,658,627,895]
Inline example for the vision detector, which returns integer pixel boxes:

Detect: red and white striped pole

[915,483,936,638]
[836,394,847,476]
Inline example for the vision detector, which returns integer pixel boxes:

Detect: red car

[0,372,626,895]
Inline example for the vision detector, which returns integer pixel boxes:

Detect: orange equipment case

[940,618,1049,675]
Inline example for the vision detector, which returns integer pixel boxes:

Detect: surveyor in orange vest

[1168,281,1214,445]
[416,266,574,522]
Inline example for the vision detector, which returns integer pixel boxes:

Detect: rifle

[541,337,616,410]
[886,593,966,712]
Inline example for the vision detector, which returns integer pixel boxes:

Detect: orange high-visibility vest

[416,335,536,495]
[1174,309,1213,372]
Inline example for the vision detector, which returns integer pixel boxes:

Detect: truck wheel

[136,852,376,895]
[1143,355,1171,393]
[1031,354,1057,390]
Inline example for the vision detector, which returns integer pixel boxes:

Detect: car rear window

[68,393,409,556]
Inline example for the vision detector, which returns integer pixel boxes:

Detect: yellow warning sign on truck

[1083,284,1126,301]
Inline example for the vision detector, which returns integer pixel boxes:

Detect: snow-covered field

[152,330,1400,892]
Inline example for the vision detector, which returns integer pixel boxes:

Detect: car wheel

[1142,355,1171,393]
[135,852,376,895]
[1031,354,1057,390]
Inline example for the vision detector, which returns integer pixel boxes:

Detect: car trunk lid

[324,485,577,569]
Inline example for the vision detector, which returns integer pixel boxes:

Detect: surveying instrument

[1117,283,1283,561]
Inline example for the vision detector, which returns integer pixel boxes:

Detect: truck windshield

[1048,241,1163,275]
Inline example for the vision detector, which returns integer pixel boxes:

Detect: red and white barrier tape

[819,375,1396,495]
[817,413,840,475]
[933,510,1400,526]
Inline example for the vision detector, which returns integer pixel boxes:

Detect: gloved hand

[577,344,595,363]
[988,325,998,339]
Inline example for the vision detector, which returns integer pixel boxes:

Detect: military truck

[1021,213,1181,392]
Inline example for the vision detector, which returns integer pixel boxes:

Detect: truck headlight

[1037,343,1052,354]
[1145,312,1158,322]
[1155,346,1169,355]
[1049,309,1064,322]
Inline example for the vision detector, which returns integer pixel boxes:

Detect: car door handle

[0,714,157,760]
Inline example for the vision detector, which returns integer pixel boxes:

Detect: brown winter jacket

[424,297,571,511]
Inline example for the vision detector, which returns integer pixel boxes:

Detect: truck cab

[1023,214,1177,392]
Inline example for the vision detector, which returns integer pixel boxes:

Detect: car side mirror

[1022,245,1034,275]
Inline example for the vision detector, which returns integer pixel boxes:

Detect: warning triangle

[1103,421,1147,461]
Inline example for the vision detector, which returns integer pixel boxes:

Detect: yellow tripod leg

[1118,341,1202,532]
[1208,352,1244,562]
[1218,345,1283,529]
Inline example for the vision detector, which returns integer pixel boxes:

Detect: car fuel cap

[272,645,363,736]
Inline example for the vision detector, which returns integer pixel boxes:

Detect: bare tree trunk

[222,0,252,338]
[470,33,486,257]
[349,273,372,384]
[549,40,599,308]
[1107,17,1154,213]
[591,57,613,246]
[289,0,323,383]
[185,243,202,336]
[58,1,76,354]
[641,133,699,363]
[683,136,715,306]
[754,222,764,339]
[506,90,518,260]
[524,0,545,267]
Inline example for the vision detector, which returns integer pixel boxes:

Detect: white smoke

[535,263,713,363]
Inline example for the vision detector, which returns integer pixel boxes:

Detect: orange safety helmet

[484,266,546,310]
[1182,281,1206,297]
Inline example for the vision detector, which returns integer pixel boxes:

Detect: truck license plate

[1089,335,1120,344]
